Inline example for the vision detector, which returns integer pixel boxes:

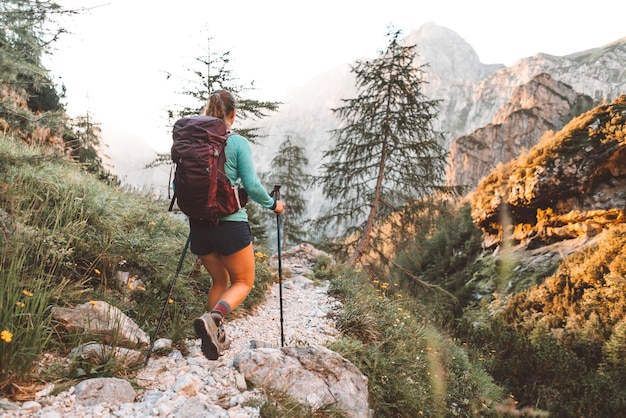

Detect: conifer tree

[0,1,69,129]
[269,135,311,249]
[316,28,450,266]
[1,0,109,179]
[149,38,280,167]
[1,2,114,181]
[167,38,279,141]
[64,112,119,185]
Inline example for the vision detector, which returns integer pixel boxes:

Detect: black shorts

[189,220,252,256]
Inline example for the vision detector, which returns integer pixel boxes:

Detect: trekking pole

[270,185,285,347]
[145,233,191,366]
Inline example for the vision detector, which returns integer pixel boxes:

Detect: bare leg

[198,252,230,309]
[195,243,254,360]
[199,242,255,312]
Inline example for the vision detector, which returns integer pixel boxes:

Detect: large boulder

[52,301,149,349]
[234,345,370,418]
[74,377,136,407]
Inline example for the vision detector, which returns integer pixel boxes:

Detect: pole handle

[270,184,281,201]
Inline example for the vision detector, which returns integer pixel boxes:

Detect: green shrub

[0,245,65,393]
[258,388,347,417]
[0,142,80,390]
[328,265,504,417]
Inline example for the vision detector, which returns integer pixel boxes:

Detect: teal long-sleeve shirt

[220,133,275,222]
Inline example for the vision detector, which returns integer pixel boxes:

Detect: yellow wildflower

[1,330,13,343]
[168,298,174,304]
[89,300,97,306]
[16,301,25,308]
[94,269,101,275]
[22,290,33,297]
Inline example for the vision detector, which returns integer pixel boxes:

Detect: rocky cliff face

[447,73,595,190]
[470,95,626,249]
[248,23,626,222]
[454,38,626,142]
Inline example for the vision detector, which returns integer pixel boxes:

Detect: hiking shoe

[193,313,230,360]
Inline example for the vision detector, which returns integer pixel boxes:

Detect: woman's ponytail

[204,90,236,120]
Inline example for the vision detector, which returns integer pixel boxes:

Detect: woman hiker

[191,89,284,360]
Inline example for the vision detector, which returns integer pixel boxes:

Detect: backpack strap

[168,161,176,212]
[168,191,177,212]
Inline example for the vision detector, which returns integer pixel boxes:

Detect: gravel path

[1,244,341,418]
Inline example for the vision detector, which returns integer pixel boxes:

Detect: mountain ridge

[245,23,625,221]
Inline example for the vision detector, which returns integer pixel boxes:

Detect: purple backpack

[170,115,247,223]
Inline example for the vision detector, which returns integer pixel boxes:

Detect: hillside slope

[447,73,595,189]
[458,95,626,416]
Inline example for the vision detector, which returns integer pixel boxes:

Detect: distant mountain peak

[402,22,502,82]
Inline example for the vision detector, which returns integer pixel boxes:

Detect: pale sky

[48,0,626,152]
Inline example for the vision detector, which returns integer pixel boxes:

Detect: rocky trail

[0,244,370,418]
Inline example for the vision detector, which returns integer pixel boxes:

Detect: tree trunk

[347,140,388,265]
[347,88,393,266]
